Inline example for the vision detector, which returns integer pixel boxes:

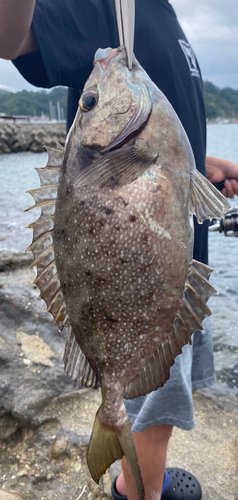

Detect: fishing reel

[209,207,238,237]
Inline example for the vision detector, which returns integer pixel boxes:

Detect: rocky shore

[0,252,237,500]
[0,123,66,154]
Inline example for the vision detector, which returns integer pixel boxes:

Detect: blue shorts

[124,318,215,431]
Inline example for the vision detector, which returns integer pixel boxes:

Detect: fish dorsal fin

[26,145,100,388]
[124,259,216,399]
[190,169,230,223]
[25,146,69,330]
[63,326,100,388]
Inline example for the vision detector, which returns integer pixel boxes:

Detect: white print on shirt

[178,40,200,78]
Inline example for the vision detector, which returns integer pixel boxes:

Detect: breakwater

[0,122,66,153]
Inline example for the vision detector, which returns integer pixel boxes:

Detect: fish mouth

[94,47,125,71]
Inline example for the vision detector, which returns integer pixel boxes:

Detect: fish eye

[80,90,98,111]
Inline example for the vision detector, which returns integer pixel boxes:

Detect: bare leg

[116,424,173,500]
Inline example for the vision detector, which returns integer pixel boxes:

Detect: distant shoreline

[207,119,238,125]
[0,120,237,154]
[0,122,66,154]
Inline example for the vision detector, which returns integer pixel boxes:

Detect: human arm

[0,0,38,60]
[206,156,238,199]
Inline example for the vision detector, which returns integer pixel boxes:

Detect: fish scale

[26,46,230,500]
[54,180,181,355]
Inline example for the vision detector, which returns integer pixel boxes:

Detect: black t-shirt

[13,0,208,263]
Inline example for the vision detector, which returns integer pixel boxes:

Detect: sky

[0,0,237,92]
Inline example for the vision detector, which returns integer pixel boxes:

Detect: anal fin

[63,326,100,388]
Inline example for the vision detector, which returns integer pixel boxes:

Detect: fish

[26,46,230,500]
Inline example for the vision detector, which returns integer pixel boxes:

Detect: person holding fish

[1,1,238,500]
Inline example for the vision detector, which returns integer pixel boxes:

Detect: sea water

[206,124,238,394]
[0,123,237,393]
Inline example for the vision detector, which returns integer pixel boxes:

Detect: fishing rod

[209,207,238,237]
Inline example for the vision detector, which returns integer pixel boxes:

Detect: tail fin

[87,404,145,500]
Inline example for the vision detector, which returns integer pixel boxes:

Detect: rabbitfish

[26,47,230,499]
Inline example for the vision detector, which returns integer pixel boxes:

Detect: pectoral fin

[73,140,158,189]
[190,169,231,223]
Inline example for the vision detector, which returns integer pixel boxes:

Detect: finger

[231,179,238,196]
[224,180,234,199]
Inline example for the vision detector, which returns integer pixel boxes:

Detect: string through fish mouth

[115,0,135,70]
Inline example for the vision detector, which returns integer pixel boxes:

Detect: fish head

[77,46,152,151]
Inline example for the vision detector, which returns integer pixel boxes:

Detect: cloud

[0,59,39,92]
[0,1,237,91]
[174,0,238,27]
[0,83,16,93]
[177,2,238,42]
[174,0,238,88]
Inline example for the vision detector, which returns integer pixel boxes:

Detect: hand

[205,156,238,199]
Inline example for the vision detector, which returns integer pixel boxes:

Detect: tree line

[0,82,237,120]
[203,81,238,120]
[0,87,67,119]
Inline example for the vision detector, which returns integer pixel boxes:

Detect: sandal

[111,468,202,500]
[162,468,202,499]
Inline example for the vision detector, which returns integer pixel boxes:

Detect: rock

[0,252,33,272]
[0,491,24,500]
[0,252,35,289]
[11,133,31,153]
[1,125,16,146]
[16,330,55,368]
[50,436,68,458]
[0,267,36,289]
[0,142,11,154]
[0,415,20,441]
[198,387,238,413]
[0,284,78,424]
[0,123,66,154]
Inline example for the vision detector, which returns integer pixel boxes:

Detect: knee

[132,423,173,447]
[154,423,173,443]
